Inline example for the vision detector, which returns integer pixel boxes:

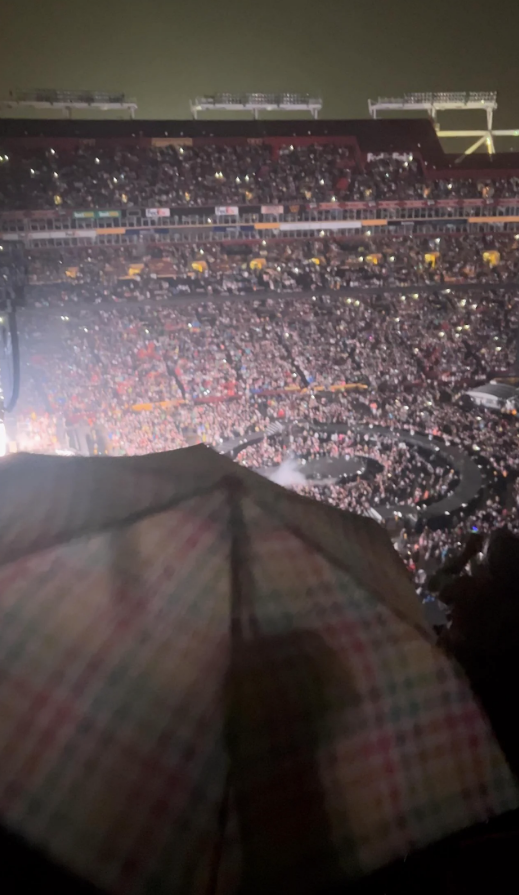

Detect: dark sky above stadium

[1,0,518,125]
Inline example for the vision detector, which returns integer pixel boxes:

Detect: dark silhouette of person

[225,628,361,895]
[439,529,519,775]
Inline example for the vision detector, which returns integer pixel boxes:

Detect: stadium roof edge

[4,116,519,173]
[0,116,446,159]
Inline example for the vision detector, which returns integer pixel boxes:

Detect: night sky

[1,0,519,127]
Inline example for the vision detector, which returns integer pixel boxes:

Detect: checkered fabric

[0,447,516,895]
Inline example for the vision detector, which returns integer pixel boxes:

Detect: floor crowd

[10,272,519,595]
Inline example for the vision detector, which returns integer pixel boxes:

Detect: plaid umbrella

[0,446,516,895]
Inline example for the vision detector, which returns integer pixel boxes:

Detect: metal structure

[191,93,322,120]
[1,89,137,119]
[368,91,519,156]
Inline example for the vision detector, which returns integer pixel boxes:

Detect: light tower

[1,89,138,119]
[368,92,519,156]
[191,93,322,120]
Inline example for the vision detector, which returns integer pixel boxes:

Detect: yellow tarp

[483,250,500,267]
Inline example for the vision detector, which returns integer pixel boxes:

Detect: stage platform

[258,455,368,485]
[220,420,485,524]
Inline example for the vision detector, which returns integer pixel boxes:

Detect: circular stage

[221,419,485,524]
[258,455,367,486]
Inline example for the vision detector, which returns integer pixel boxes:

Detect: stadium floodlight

[191,93,322,120]
[367,91,519,157]
[1,89,138,119]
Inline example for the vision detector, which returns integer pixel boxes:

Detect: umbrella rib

[205,766,232,895]
[249,492,434,642]
[202,479,250,895]
[227,476,261,641]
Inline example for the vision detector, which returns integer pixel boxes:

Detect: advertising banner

[215,206,239,216]
[26,210,57,219]
[25,229,97,239]
[278,220,362,231]
[73,210,119,219]
[261,205,284,215]
[146,208,171,218]
[151,138,193,147]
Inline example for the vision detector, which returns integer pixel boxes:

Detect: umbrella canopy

[0,446,516,895]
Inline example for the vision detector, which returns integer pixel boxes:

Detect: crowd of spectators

[11,275,519,535]
[14,273,516,416]
[2,143,519,210]
[10,273,519,746]
[20,233,519,306]
[0,143,352,209]
[4,149,519,608]
[238,428,459,513]
[6,140,519,778]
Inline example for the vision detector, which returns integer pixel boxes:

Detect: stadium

[1,111,519,593]
[3,95,519,892]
